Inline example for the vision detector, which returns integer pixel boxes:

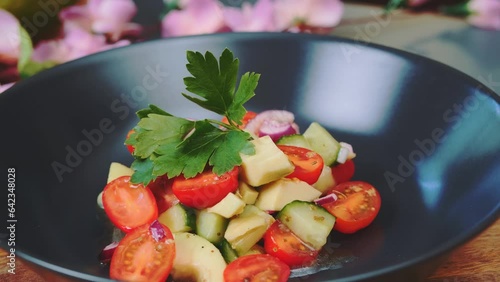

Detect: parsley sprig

[126,49,260,185]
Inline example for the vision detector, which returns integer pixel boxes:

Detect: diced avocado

[312,165,336,194]
[196,209,228,244]
[106,162,134,183]
[277,200,336,250]
[239,136,294,186]
[255,178,322,211]
[303,122,341,166]
[236,182,259,205]
[276,134,312,149]
[207,193,246,218]
[172,232,227,282]
[158,204,196,233]
[224,206,275,255]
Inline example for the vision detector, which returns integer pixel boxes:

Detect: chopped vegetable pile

[98,49,381,282]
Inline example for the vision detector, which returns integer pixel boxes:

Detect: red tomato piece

[147,176,179,214]
[224,254,291,282]
[125,129,135,154]
[221,111,257,129]
[322,181,381,234]
[264,221,319,267]
[102,176,158,232]
[331,159,355,184]
[110,221,175,282]
[277,145,324,185]
[172,167,239,209]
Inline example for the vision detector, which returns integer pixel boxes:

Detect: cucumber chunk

[218,239,239,263]
[196,209,228,244]
[277,200,335,250]
[303,122,341,166]
[276,134,312,149]
[158,203,196,233]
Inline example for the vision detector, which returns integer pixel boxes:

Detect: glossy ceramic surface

[0,33,498,282]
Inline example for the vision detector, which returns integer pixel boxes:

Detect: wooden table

[0,218,498,281]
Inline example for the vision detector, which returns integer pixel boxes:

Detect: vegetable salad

[97,49,381,282]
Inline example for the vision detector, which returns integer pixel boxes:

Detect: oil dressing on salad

[97,49,381,282]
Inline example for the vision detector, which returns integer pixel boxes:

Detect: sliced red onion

[314,193,338,206]
[245,110,299,141]
[150,220,166,242]
[98,241,119,264]
[259,121,298,142]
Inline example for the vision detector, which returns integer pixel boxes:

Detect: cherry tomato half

[125,129,135,154]
[221,111,257,129]
[322,181,381,234]
[110,221,175,282]
[331,159,355,184]
[102,176,158,232]
[277,145,324,185]
[223,254,291,282]
[172,167,239,209]
[264,221,319,268]
[147,176,180,214]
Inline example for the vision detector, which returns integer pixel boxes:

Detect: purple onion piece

[98,241,119,264]
[314,193,338,206]
[150,220,166,242]
[258,121,298,142]
[245,110,297,137]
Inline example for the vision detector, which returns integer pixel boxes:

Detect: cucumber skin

[276,134,312,149]
[218,239,239,263]
[303,122,341,166]
[276,200,336,250]
[158,203,196,233]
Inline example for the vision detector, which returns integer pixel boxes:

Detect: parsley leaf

[127,49,259,185]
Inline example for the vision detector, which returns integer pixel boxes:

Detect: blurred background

[0,0,498,92]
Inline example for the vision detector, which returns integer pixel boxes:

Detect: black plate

[0,33,499,282]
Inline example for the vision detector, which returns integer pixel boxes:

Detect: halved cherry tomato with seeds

[224,254,290,282]
[277,145,324,185]
[102,176,158,232]
[264,220,319,267]
[110,221,175,282]
[172,167,239,209]
[322,181,381,234]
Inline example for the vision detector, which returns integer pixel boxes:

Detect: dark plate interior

[0,33,499,282]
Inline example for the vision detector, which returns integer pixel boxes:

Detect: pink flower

[468,0,500,30]
[273,0,343,31]
[0,9,21,64]
[0,82,15,94]
[161,0,225,37]
[32,27,129,64]
[59,0,141,41]
[223,0,277,32]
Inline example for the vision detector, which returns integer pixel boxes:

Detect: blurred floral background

[0,0,499,93]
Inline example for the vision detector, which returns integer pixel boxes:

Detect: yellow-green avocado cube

[239,136,294,187]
